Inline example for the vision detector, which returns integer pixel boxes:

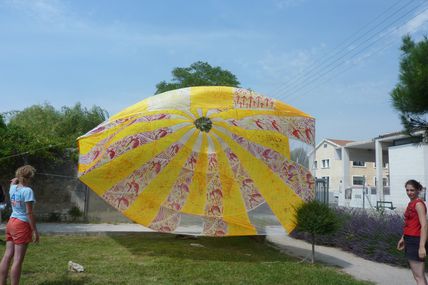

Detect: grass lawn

[2,233,373,285]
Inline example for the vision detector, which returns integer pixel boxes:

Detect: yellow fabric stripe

[276,100,313,117]
[78,120,136,154]
[190,86,234,111]
[79,119,190,172]
[109,100,149,121]
[110,107,194,122]
[79,114,191,156]
[210,109,313,120]
[212,129,304,233]
[180,133,208,215]
[79,126,193,196]
[124,131,200,226]
[214,122,290,159]
[106,119,190,148]
[211,136,257,235]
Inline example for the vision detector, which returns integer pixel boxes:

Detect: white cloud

[3,0,266,51]
[5,0,66,23]
[397,7,428,35]
[257,46,324,80]
[254,44,330,98]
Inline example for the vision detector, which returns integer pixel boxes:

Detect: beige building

[310,138,389,204]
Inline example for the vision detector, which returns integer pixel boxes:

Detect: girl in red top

[397,179,427,285]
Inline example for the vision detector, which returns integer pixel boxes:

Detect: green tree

[390,35,428,137]
[8,104,62,147]
[0,103,108,180]
[294,200,340,263]
[155,61,240,94]
[8,103,108,149]
[56,103,108,147]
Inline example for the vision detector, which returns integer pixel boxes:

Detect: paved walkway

[267,235,416,285]
[0,223,419,285]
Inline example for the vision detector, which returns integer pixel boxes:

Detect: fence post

[84,185,90,221]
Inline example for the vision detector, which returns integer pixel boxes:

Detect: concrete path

[267,235,417,285]
[0,223,419,285]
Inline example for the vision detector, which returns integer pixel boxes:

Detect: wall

[389,143,428,209]
[1,164,131,223]
[314,141,343,196]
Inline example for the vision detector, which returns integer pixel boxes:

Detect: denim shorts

[404,235,427,262]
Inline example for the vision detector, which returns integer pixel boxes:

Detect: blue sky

[1,0,428,142]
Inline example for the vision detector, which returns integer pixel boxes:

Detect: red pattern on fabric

[231,134,315,201]
[102,142,183,211]
[224,148,265,210]
[149,152,199,232]
[79,114,172,171]
[205,154,224,218]
[224,115,315,146]
[233,89,275,109]
[81,127,174,176]
[203,218,228,236]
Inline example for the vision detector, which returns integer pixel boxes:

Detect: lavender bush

[291,207,408,266]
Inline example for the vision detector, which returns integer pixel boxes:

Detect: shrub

[68,206,83,222]
[47,212,62,222]
[294,200,341,263]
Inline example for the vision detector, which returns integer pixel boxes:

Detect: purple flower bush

[291,207,408,266]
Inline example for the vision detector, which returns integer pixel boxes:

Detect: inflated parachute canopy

[77,86,315,236]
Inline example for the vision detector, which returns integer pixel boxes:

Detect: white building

[311,131,427,210]
[310,139,388,206]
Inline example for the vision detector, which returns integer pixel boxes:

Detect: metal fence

[315,178,329,204]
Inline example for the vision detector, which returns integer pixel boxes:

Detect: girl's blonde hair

[15,165,36,185]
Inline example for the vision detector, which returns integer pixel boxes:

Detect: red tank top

[404,198,427,237]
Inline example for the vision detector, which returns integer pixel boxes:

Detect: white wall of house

[313,141,343,202]
[389,143,428,209]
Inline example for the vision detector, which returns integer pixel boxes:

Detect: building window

[313,161,317,169]
[383,178,389,186]
[373,162,389,168]
[374,177,389,186]
[321,159,330,168]
[321,176,330,189]
[323,143,327,148]
[353,176,365,186]
[352,161,366,167]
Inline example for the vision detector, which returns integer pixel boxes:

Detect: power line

[286,35,400,104]
[268,0,426,101]
[37,172,77,179]
[275,2,426,100]
[267,0,414,98]
[0,143,67,162]
[270,0,423,99]
[281,4,428,102]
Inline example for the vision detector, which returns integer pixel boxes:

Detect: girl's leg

[409,260,428,285]
[0,241,15,285]
[10,244,27,285]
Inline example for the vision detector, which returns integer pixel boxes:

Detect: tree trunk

[311,233,315,263]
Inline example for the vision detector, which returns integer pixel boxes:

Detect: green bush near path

[7,234,374,285]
